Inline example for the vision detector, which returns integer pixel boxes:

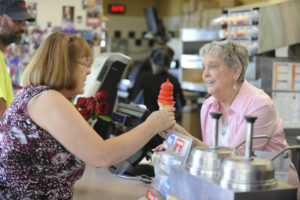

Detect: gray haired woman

[174,40,300,198]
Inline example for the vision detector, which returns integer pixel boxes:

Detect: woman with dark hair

[130,46,185,113]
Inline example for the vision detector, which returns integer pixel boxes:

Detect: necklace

[220,122,228,136]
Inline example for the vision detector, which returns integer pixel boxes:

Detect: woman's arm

[28,90,175,167]
[0,97,7,119]
[172,123,206,146]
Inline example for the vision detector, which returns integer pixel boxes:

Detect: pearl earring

[233,84,238,91]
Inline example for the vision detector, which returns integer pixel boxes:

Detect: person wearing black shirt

[130,46,186,113]
[129,45,186,149]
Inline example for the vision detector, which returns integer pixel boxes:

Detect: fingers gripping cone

[157,79,175,109]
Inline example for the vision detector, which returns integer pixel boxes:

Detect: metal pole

[209,112,222,151]
[243,115,257,161]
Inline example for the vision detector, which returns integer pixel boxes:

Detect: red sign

[109,4,125,14]
[172,138,185,156]
[145,189,161,200]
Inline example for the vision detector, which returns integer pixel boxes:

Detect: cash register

[82,52,159,178]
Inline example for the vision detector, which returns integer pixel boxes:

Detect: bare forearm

[97,108,175,167]
[0,97,7,119]
[33,92,175,168]
[174,123,207,146]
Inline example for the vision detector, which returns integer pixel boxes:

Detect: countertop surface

[73,164,151,200]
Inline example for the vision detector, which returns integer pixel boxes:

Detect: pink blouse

[201,80,300,192]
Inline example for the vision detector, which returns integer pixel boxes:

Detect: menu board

[273,62,300,91]
[293,63,300,90]
[272,62,292,90]
[272,92,300,128]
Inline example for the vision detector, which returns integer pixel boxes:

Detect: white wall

[27,0,91,30]
[107,16,150,60]
[107,16,183,60]
[25,0,181,61]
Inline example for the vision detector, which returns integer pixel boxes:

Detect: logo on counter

[172,138,185,156]
[146,189,161,200]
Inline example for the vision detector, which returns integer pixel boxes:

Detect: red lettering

[110,5,125,13]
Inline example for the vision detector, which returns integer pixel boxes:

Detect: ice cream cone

[158,102,174,110]
[158,102,163,110]
[158,79,175,109]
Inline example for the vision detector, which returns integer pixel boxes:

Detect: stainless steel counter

[169,165,297,200]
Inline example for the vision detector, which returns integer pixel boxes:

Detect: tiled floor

[73,164,151,200]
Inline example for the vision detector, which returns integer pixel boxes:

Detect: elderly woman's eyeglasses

[78,57,93,69]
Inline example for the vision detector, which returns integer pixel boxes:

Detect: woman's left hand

[158,127,174,139]
[152,144,165,152]
[145,106,176,134]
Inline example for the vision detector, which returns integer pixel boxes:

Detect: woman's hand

[152,144,165,152]
[145,106,176,134]
[173,123,207,146]
[158,123,196,140]
[173,123,191,136]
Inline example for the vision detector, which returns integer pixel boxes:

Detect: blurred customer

[0,0,35,119]
[0,32,175,199]
[130,45,185,113]
[129,46,185,148]
[127,42,173,99]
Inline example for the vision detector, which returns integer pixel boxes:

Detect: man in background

[0,0,35,119]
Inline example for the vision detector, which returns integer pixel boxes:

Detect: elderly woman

[174,40,300,197]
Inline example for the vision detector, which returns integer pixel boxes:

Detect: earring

[233,84,238,91]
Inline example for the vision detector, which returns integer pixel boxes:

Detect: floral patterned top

[0,85,85,200]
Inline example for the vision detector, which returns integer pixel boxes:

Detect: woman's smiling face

[202,54,236,98]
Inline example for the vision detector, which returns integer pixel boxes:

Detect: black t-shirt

[130,71,186,112]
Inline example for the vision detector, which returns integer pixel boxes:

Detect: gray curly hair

[199,40,249,82]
